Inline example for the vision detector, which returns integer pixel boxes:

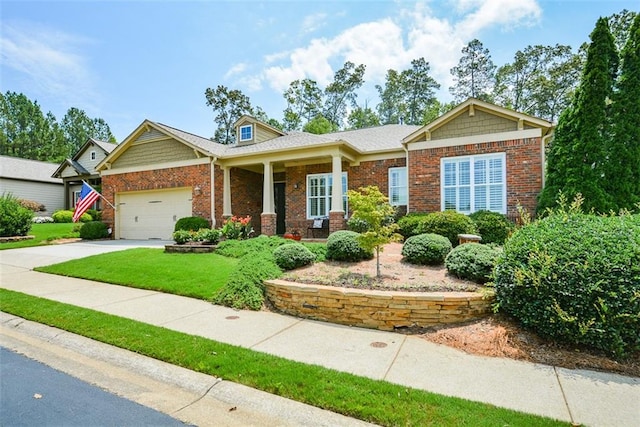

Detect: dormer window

[239,125,253,142]
[90,151,96,160]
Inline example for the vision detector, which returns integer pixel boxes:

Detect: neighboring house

[97,98,554,240]
[0,155,64,215]
[52,138,118,210]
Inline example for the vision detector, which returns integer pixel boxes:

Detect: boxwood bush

[418,211,477,246]
[494,213,640,358]
[0,193,33,237]
[326,230,373,262]
[397,213,429,239]
[468,210,515,245]
[52,209,91,223]
[401,233,452,265]
[273,243,316,270]
[174,216,209,232]
[445,243,502,284]
[79,221,109,240]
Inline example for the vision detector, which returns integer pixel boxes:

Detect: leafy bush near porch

[494,212,640,358]
[0,193,33,237]
[445,243,502,284]
[397,213,429,239]
[418,211,477,247]
[402,233,452,265]
[79,221,109,240]
[174,216,209,232]
[468,210,515,245]
[326,230,374,262]
[52,209,91,223]
[273,243,316,270]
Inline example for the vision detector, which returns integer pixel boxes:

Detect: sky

[1,0,637,142]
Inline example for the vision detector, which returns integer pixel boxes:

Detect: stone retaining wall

[265,279,494,331]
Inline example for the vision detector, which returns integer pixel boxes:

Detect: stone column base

[329,211,346,234]
[261,213,277,236]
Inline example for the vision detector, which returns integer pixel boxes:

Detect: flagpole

[83,180,116,210]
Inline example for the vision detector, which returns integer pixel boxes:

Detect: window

[90,151,96,160]
[239,125,253,142]
[441,153,506,214]
[388,167,407,206]
[307,172,348,218]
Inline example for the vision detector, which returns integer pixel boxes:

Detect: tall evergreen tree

[538,18,619,213]
[323,61,366,129]
[449,39,496,102]
[607,14,640,210]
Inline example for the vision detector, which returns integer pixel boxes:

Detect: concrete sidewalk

[1,241,639,426]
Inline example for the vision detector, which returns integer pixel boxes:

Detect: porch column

[222,166,232,217]
[261,161,277,236]
[329,154,346,233]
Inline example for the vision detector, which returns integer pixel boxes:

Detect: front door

[274,182,286,235]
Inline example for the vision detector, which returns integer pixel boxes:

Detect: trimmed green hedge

[494,213,640,358]
[445,243,502,284]
[326,230,373,262]
[402,233,452,265]
[469,210,515,245]
[174,216,209,232]
[79,221,109,240]
[273,243,316,270]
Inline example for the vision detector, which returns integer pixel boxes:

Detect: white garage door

[117,188,192,240]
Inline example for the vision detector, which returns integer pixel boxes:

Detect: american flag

[73,182,101,222]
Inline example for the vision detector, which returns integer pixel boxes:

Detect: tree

[60,107,115,156]
[282,79,322,131]
[494,45,582,122]
[0,91,66,162]
[204,85,253,144]
[254,106,284,131]
[323,61,366,129]
[449,39,496,102]
[608,9,639,53]
[346,186,401,277]
[376,58,440,125]
[302,114,336,134]
[538,17,619,213]
[606,14,640,210]
[347,103,380,129]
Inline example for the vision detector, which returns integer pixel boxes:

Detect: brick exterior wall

[101,164,212,235]
[226,167,263,235]
[408,137,542,217]
[265,279,493,331]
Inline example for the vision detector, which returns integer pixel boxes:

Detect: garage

[116,187,192,240]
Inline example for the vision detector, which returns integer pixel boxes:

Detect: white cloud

[0,21,97,109]
[224,62,247,79]
[239,1,542,100]
[300,12,328,34]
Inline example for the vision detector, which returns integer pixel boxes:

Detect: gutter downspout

[403,143,410,214]
[541,132,553,188]
[210,157,217,227]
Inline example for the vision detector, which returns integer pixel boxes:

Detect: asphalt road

[0,346,189,426]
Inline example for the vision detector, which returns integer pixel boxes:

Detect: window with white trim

[307,172,348,218]
[388,167,407,206]
[239,125,253,141]
[90,151,96,160]
[441,153,506,214]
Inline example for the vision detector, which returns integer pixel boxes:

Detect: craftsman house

[96,98,553,240]
[52,138,118,210]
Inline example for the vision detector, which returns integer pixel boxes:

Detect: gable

[110,132,200,169]
[235,115,286,145]
[431,108,520,140]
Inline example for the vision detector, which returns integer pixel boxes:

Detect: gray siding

[112,138,197,169]
[0,178,64,214]
[431,109,517,140]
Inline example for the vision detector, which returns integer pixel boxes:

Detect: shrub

[468,210,515,245]
[172,229,193,244]
[0,193,33,237]
[32,216,54,223]
[213,250,282,310]
[494,213,640,358]
[326,230,374,262]
[301,242,327,262]
[195,228,221,244]
[216,235,289,258]
[402,233,452,265]
[86,209,102,221]
[18,198,45,212]
[174,216,209,232]
[79,221,109,240]
[445,243,502,284]
[397,213,429,239]
[273,243,316,270]
[347,216,370,233]
[418,211,477,246]
[52,210,91,223]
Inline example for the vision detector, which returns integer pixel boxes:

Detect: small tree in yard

[346,186,401,277]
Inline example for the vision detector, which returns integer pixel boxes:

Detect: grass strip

[0,223,78,250]
[36,248,238,300]
[0,289,566,427]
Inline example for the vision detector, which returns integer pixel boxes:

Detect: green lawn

[0,289,566,427]
[0,223,79,250]
[36,248,238,299]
